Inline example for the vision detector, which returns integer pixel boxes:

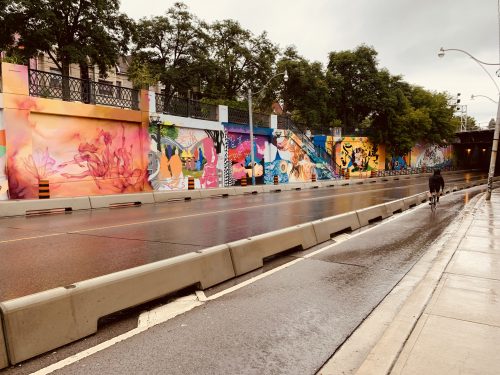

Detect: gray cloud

[120,0,500,126]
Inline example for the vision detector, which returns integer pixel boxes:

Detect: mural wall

[225,124,271,185]
[149,125,225,190]
[335,137,385,174]
[5,111,150,199]
[0,115,7,200]
[1,62,151,200]
[265,130,322,183]
[410,144,453,169]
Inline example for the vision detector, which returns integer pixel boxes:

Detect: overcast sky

[120,0,500,128]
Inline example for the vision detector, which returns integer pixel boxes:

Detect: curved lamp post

[471,94,498,104]
[438,47,500,200]
[248,69,288,185]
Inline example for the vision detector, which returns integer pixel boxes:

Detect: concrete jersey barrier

[89,192,155,209]
[153,190,202,202]
[0,196,91,217]
[0,324,8,370]
[0,245,234,365]
[356,203,391,226]
[228,223,318,276]
[312,211,361,243]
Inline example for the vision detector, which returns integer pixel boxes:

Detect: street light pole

[487,93,500,199]
[248,88,256,185]
[247,69,288,185]
[438,47,500,200]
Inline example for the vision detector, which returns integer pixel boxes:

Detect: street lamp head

[438,47,445,58]
[284,69,289,82]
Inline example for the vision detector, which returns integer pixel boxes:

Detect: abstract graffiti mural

[411,143,453,169]
[265,130,320,183]
[336,137,384,174]
[226,124,269,185]
[149,125,225,190]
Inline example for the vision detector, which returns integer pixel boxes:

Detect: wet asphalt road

[47,184,486,375]
[0,172,487,301]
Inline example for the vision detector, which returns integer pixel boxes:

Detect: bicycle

[429,191,439,212]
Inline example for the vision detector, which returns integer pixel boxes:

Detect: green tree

[278,47,332,132]
[130,2,207,100]
[326,45,382,133]
[3,0,132,83]
[202,19,278,102]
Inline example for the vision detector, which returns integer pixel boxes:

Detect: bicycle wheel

[430,195,436,212]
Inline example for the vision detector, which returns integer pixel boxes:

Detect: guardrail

[155,94,218,121]
[227,107,270,127]
[0,175,498,367]
[28,69,139,110]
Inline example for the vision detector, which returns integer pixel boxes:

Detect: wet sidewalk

[324,190,500,374]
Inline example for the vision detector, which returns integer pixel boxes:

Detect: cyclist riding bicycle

[429,168,445,203]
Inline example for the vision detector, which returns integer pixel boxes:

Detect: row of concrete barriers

[0,174,495,368]
[0,173,427,218]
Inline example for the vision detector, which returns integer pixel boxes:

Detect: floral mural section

[336,137,384,174]
[149,125,225,190]
[5,108,150,199]
[411,143,453,169]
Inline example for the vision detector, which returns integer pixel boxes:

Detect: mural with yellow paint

[335,137,385,174]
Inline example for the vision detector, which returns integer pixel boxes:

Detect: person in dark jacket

[429,169,445,202]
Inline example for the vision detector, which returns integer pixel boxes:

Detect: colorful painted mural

[335,137,384,174]
[411,143,453,169]
[0,62,151,199]
[6,111,150,199]
[0,127,8,200]
[225,124,270,185]
[149,125,225,190]
[265,130,320,183]
[385,154,409,170]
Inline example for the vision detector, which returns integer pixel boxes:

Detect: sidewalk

[323,189,500,375]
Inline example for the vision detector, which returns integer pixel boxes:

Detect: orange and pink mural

[1,62,151,200]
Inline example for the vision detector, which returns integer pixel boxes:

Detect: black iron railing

[155,94,218,121]
[227,107,270,127]
[228,107,249,125]
[28,69,139,110]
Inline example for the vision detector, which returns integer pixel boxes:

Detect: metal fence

[228,107,270,127]
[155,94,218,121]
[227,107,249,125]
[28,69,139,110]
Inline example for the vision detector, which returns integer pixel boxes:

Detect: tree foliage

[2,0,132,77]
[130,2,206,98]
[201,19,278,102]
[279,47,332,130]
